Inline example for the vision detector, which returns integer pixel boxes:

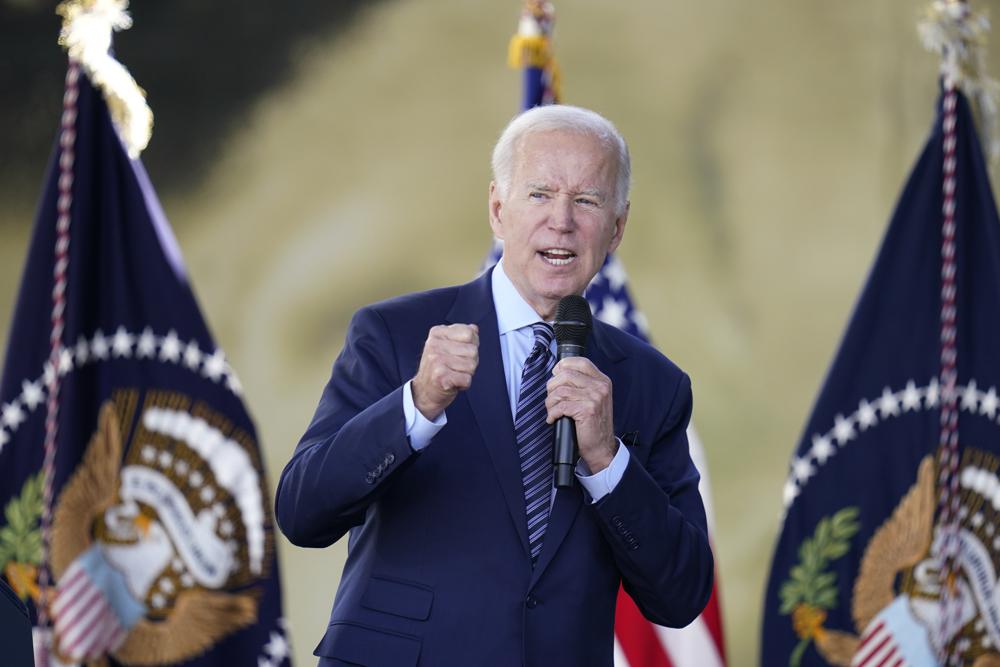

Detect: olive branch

[779,506,860,666]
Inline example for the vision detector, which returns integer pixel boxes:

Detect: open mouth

[539,248,577,266]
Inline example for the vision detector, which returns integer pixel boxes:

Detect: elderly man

[275,105,713,666]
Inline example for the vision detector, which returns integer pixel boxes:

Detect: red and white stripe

[36,60,80,655]
[614,427,727,667]
[51,560,128,662]
[850,620,906,667]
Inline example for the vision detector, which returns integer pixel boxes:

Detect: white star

[833,414,855,445]
[811,435,835,464]
[189,471,203,487]
[160,330,182,363]
[200,486,216,502]
[57,347,73,376]
[962,381,980,412]
[220,519,234,536]
[791,456,814,483]
[925,378,940,408]
[158,451,173,468]
[74,335,89,364]
[202,349,226,381]
[901,381,922,412]
[0,430,8,449]
[2,402,25,429]
[175,460,189,475]
[258,658,274,667]
[603,256,628,291]
[171,558,184,572]
[632,310,650,336]
[151,593,165,609]
[183,341,202,370]
[783,479,800,507]
[265,631,289,660]
[597,297,628,329]
[226,373,244,396]
[141,445,156,462]
[42,361,55,387]
[181,573,194,587]
[21,380,44,411]
[878,387,900,418]
[981,387,999,418]
[91,330,109,360]
[857,400,878,430]
[159,578,175,594]
[136,327,157,358]
[112,327,134,358]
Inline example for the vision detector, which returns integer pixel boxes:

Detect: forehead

[511,130,616,187]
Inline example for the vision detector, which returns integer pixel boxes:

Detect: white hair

[491,104,631,215]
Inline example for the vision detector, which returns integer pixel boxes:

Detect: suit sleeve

[590,372,715,628]
[274,306,419,548]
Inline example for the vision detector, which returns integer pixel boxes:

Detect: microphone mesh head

[554,295,592,347]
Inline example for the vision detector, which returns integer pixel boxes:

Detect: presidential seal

[46,390,273,665]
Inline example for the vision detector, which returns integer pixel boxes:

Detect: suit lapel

[448,270,530,558]
[530,321,626,584]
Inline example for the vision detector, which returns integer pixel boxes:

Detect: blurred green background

[3,0,999,664]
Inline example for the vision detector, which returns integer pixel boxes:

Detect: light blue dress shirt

[401,260,629,502]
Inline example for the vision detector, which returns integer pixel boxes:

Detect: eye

[529,191,549,201]
[575,197,599,207]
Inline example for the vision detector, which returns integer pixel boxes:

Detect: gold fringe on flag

[56,0,152,158]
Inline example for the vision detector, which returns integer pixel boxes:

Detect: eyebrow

[525,183,606,200]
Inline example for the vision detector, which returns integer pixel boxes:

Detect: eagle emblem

[45,390,272,664]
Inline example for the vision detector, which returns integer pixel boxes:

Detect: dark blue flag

[0,63,290,665]
[761,88,1000,666]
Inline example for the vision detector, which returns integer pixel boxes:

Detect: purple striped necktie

[515,322,556,564]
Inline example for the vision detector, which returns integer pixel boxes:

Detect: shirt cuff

[575,440,630,503]
[402,380,447,451]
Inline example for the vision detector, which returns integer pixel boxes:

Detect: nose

[549,194,575,233]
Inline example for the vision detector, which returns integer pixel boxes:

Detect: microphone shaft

[554,343,584,488]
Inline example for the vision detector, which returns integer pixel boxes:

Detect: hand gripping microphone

[552,295,593,488]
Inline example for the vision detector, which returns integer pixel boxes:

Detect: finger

[545,398,589,424]
[547,367,601,392]
[440,323,479,344]
[432,338,480,360]
[441,355,478,375]
[553,357,602,377]
[441,370,474,392]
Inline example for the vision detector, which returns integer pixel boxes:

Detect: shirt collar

[492,259,547,335]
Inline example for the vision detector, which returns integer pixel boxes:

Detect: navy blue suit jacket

[275,268,713,666]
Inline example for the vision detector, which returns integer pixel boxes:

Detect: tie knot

[531,322,554,350]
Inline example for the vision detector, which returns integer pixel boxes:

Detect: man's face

[489,130,628,320]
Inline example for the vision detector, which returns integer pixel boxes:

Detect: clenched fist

[412,324,480,420]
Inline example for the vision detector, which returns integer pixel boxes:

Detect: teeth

[540,249,575,266]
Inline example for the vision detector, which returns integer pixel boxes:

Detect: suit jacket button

[525,595,538,609]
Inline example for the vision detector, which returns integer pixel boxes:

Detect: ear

[607,201,629,254]
[488,181,504,239]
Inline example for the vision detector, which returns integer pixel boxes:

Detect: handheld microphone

[552,295,593,488]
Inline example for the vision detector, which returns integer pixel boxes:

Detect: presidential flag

[0,3,290,665]
[761,12,1000,664]
[499,5,728,665]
